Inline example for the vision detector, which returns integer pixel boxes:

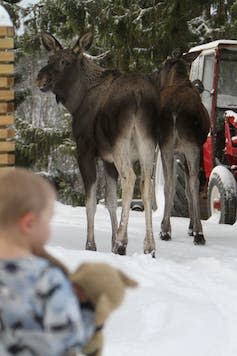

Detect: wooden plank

[0,128,15,139]
[0,51,14,63]
[0,38,13,50]
[0,38,13,49]
[0,115,14,126]
[0,102,14,113]
[0,27,14,37]
[0,153,15,165]
[0,64,14,75]
[0,77,14,88]
[0,90,14,101]
[0,141,15,152]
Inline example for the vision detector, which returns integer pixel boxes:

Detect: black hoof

[193,234,206,245]
[188,229,193,236]
[112,242,127,255]
[86,242,97,251]
[144,249,156,258]
[160,232,171,241]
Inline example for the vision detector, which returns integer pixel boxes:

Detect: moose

[154,49,210,245]
[37,32,160,256]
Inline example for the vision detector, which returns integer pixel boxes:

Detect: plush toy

[71,262,138,356]
[34,248,138,356]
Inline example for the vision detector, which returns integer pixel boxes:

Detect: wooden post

[0,6,15,172]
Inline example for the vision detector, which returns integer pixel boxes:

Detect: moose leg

[103,161,118,250]
[184,161,194,236]
[78,152,97,251]
[160,148,175,241]
[112,144,136,255]
[137,139,156,257]
[185,147,205,245]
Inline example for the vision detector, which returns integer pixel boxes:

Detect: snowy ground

[49,202,237,356]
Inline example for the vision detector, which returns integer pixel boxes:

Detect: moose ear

[183,50,201,63]
[72,32,93,54]
[80,32,93,51]
[41,32,63,54]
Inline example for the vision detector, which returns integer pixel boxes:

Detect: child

[0,168,95,356]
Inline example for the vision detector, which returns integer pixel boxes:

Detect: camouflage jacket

[0,256,94,356]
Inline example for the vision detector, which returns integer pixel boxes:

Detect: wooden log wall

[0,25,15,170]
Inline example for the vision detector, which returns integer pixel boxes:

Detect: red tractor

[156,40,237,224]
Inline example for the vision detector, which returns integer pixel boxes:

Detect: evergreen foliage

[16,0,237,70]
[15,117,71,168]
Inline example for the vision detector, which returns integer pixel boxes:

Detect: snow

[0,5,12,26]
[189,40,237,53]
[225,110,237,123]
[188,16,213,43]
[19,0,38,8]
[48,201,237,356]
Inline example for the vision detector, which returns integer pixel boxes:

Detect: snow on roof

[0,5,12,26]
[189,40,237,53]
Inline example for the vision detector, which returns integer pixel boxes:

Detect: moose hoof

[193,234,206,245]
[86,241,97,251]
[188,229,194,236]
[160,232,171,241]
[112,242,127,255]
[144,249,156,258]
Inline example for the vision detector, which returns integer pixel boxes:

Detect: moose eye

[60,59,70,67]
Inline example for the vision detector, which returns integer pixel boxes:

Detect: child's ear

[18,211,36,234]
[95,294,112,326]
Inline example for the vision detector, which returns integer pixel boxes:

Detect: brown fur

[37,32,159,256]
[154,49,210,244]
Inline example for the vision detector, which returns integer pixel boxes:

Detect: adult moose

[155,49,210,245]
[37,32,159,256]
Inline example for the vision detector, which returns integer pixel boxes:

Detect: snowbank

[48,202,237,356]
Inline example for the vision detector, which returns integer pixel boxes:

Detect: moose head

[36,32,93,109]
[157,49,201,90]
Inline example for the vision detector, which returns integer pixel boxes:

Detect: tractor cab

[189,40,237,223]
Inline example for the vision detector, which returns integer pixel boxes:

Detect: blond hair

[0,168,56,228]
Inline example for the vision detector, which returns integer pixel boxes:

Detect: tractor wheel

[155,152,189,217]
[207,166,237,224]
[172,154,189,217]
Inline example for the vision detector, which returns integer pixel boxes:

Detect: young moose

[155,49,210,244]
[37,32,159,256]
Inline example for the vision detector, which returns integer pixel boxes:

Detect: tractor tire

[207,166,237,224]
[171,154,189,217]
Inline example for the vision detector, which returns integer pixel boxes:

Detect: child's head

[0,168,56,251]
